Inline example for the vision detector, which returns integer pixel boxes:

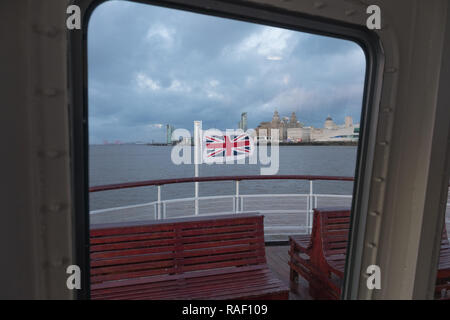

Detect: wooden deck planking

[265,245,311,300]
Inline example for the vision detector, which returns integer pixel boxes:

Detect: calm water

[89,145,357,211]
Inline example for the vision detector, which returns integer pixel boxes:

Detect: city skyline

[94,111,358,144]
[88,1,365,144]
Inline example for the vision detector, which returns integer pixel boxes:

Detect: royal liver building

[255,110,302,142]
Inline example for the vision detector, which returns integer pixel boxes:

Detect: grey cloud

[88,0,365,144]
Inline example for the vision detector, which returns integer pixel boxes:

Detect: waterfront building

[324,115,337,129]
[166,124,175,144]
[345,116,353,128]
[255,111,358,143]
[238,112,248,131]
[256,110,302,142]
[287,127,311,142]
[310,116,359,142]
[286,128,302,142]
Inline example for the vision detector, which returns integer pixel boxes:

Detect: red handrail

[89,175,355,193]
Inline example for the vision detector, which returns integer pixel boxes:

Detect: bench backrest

[315,208,448,258]
[90,214,266,285]
[317,209,351,258]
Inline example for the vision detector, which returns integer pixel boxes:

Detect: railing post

[235,180,240,213]
[163,202,166,219]
[195,182,199,215]
[194,120,202,216]
[90,175,357,235]
[306,188,310,232]
[157,185,161,219]
[309,180,313,234]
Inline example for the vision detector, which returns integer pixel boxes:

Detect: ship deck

[89,178,450,300]
[265,245,310,300]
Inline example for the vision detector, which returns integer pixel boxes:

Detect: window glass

[88,0,366,300]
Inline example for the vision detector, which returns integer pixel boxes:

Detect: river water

[89,145,357,211]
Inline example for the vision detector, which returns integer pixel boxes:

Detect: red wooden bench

[436,225,450,299]
[289,208,450,299]
[289,208,349,299]
[90,213,289,300]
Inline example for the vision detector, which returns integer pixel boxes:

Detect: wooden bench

[289,208,450,299]
[289,208,349,299]
[90,213,289,300]
[436,225,450,299]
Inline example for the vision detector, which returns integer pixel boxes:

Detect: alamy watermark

[67,4,381,31]
[170,126,280,175]
[366,264,381,290]
[66,5,81,30]
[366,5,381,30]
[66,265,81,290]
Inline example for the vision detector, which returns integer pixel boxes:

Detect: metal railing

[90,175,355,236]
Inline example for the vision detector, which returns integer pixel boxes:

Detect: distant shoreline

[91,141,358,147]
[270,141,358,146]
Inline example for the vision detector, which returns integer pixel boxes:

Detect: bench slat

[95,269,285,300]
[289,207,450,300]
[90,214,288,300]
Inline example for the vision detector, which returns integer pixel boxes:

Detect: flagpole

[194,121,202,216]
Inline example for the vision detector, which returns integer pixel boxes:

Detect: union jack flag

[203,131,254,162]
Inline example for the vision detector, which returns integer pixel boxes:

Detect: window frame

[68,0,384,299]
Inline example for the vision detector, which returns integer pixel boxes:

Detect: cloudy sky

[88,0,366,144]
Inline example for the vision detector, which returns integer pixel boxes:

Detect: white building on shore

[286,127,311,142]
[254,111,359,143]
[310,116,359,142]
